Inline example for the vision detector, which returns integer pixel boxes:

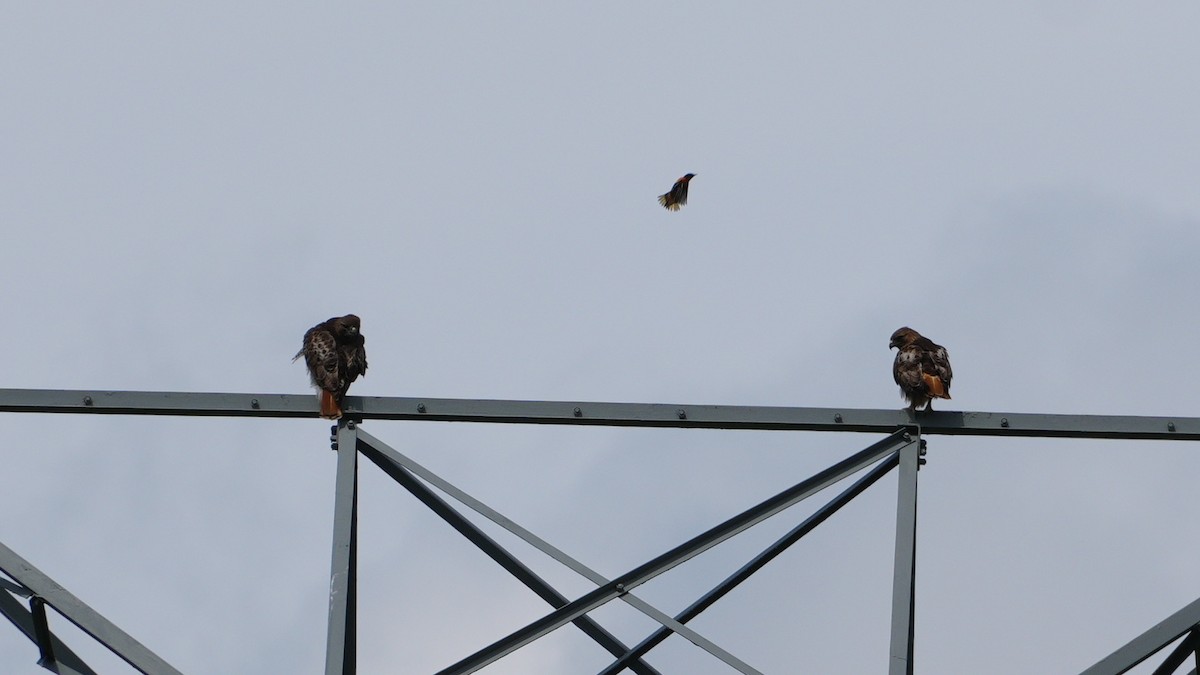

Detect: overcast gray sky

[3,3,1200,674]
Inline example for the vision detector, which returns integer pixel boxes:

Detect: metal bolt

[918,457,928,467]
[417,403,426,413]
[82,396,93,406]
[615,583,626,594]
[834,413,843,423]
[902,432,912,442]
[573,407,582,417]
[347,420,356,430]
[251,398,260,409]
[1168,422,1176,432]
[919,439,928,454]
[1000,418,1009,428]
[676,409,686,420]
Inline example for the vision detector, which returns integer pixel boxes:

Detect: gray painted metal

[3,388,1200,440]
[888,437,921,675]
[0,576,31,597]
[31,597,56,667]
[1152,630,1198,675]
[599,451,901,675]
[325,422,359,675]
[436,431,912,675]
[357,439,665,675]
[355,430,757,674]
[0,540,181,675]
[0,588,97,675]
[4,389,1199,672]
[1080,596,1200,675]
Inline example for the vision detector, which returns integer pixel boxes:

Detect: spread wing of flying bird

[657,173,696,211]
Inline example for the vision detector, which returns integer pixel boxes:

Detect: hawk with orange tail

[657,173,695,211]
[295,314,368,419]
[889,327,952,412]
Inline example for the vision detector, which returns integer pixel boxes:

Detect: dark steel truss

[1,388,1199,674]
[0,540,182,675]
[2,388,1198,440]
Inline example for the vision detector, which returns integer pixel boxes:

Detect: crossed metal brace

[0,414,1197,674]
[326,423,922,675]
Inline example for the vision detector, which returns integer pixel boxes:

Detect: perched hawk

[657,173,696,211]
[294,314,368,419]
[889,327,952,412]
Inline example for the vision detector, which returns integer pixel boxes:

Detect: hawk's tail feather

[658,194,681,211]
[921,374,950,399]
[319,390,343,419]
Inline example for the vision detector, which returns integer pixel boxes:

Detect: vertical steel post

[889,432,920,675]
[0,589,97,674]
[325,421,359,675]
[29,596,56,667]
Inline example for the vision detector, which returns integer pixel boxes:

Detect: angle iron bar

[0,539,181,675]
[1081,596,1200,675]
[591,583,761,674]
[355,428,597,582]
[354,426,760,668]
[0,576,31,597]
[3,388,1200,441]
[30,597,56,667]
[357,441,666,675]
[599,452,900,675]
[325,422,359,675]
[1151,629,1200,675]
[435,431,913,675]
[357,432,759,675]
[0,589,98,675]
[888,437,920,675]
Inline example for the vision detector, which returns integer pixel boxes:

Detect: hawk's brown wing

[658,179,689,211]
[302,328,340,394]
[927,344,952,397]
[337,337,368,398]
[910,337,952,398]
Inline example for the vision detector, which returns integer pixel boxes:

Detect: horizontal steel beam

[1,388,1198,441]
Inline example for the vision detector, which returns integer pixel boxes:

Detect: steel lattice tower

[1,388,1199,674]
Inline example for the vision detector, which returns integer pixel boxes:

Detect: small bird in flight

[295,314,368,419]
[658,173,696,211]
[889,327,952,412]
